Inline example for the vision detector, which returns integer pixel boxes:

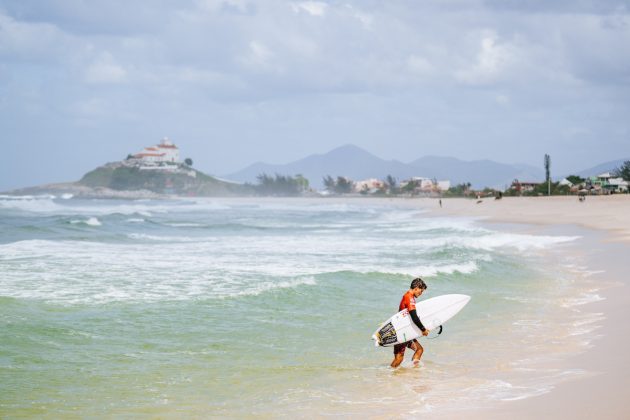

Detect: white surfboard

[372,294,470,347]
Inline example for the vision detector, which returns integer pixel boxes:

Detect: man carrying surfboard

[391,278,429,368]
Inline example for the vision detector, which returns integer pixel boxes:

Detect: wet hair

[410,277,427,290]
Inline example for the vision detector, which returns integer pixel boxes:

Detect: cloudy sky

[1,0,629,190]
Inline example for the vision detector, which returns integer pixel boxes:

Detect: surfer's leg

[391,353,404,368]
[410,340,423,364]
[391,343,406,368]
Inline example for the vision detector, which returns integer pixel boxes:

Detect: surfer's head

[410,278,427,296]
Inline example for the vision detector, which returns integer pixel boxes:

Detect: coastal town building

[591,173,628,193]
[436,180,451,191]
[510,181,541,193]
[132,138,180,163]
[354,178,385,193]
[400,177,451,194]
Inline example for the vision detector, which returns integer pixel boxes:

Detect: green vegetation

[79,163,246,196]
[444,182,472,197]
[255,173,309,196]
[322,175,354,194]
[566,175,585,185]
[385,174,398,194]
[614,160,630,181]
[532,181,569,196]
[401,179,419,194]
[503,181,570,196]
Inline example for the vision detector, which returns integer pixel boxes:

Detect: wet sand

[430,195,630,419]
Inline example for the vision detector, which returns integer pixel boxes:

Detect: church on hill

[132,138,180,163]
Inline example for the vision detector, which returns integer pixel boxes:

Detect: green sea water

[0,196,602,417]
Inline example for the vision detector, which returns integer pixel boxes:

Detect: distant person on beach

[391,278,429,368]
[439,199,442,208]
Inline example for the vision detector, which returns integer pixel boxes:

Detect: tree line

[253,173,309,196]
[252,160,630,197]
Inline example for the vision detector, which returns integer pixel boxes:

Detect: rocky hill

[8,160,249,198]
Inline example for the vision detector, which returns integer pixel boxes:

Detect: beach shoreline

[195,195,630,417]
[422,196,630,419]
[2,194,628,417]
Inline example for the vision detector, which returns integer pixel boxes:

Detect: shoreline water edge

[423,196,630,419]
[0,195,628,418]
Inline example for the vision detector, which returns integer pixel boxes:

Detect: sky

[1,0,629,191]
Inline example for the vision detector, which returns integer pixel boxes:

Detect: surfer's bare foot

[412,359,420,367]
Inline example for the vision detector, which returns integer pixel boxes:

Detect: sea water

[0,196,602,417]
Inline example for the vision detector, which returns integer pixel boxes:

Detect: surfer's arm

[409,309,426,332]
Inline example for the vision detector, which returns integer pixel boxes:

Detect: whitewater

[0,196,602,417]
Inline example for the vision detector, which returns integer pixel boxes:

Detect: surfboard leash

[426,325,443,339]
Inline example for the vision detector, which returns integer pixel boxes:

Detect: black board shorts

[393,339,419,355]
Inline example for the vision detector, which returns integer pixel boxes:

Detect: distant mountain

[224,144,544,189]
[406,156,542,189]
[571,158,628,178]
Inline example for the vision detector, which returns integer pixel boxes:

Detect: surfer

[391,278,429,368]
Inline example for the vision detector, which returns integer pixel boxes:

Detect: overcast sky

[1,0,629,190]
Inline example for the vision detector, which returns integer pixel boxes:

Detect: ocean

[0,195,603,417]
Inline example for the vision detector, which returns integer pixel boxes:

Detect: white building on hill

[133,138,180,163]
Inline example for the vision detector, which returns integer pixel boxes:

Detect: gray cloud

[0,0,629,190]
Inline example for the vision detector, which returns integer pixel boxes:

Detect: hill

[7,160,248,198]
[572,159,629,178]
[79,161,246,196]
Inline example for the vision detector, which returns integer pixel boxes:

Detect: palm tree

[385,174,397,194]
[614,160,630,182]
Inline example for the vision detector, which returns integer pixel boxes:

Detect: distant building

[437,180,451,191]
[400,177,451,194]
[133,138,180,163]
[607,177,628,192]
[354,178,385,193]
[510,181,541,193]
[591,173,629,193]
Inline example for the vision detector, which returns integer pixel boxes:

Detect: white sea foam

[0,194,56,200]
[427,260,478,275]
[127,233,206,242]
[70,217,102,226]
[0,195,62,212]
[126,218,145,223]
[414,231,570,253]
[562,292,605,307]
[219,276,317,299]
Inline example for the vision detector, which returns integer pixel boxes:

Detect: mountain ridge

[225,144,545,189]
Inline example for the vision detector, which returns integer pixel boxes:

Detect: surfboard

[372,294,470,346]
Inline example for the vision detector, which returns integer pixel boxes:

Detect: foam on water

[0,198,603,416]
[69,217,102,226]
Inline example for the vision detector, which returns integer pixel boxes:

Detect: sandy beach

[436,195,630,243]
[426,195,630,419]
